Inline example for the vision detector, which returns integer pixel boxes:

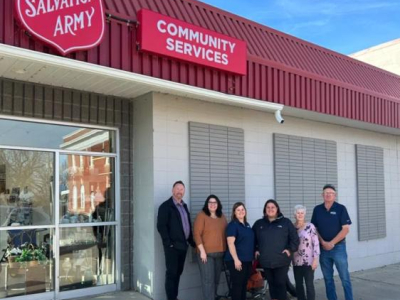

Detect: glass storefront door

[0,119,119,300]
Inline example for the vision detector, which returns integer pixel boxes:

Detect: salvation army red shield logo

[15,0,105,55]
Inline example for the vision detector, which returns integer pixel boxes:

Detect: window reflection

[59,226,115,291]
[0,118,118,296]
[60,129,113,152]
[0,229,54,298]
[59,155,115,223]
[0,150,54,227]
[0,119,115,153]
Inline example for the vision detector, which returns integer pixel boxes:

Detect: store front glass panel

[0,229,54,298]
[0,149,54,226]
[0,118,118,299]
[0,119,116,153]
[59,155,115,224]
[59,226,115,291]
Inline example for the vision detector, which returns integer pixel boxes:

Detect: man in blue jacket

[311,184,353,300]
[157,181,195,300]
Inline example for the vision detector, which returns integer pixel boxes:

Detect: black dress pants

[293,266,315,300]
[264,265,289,300]
[226,260,252,300]
[164,247,187,300]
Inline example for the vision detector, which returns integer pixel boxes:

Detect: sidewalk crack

[351,275,400,287]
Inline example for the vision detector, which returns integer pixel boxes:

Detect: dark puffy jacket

[252,214,299,269]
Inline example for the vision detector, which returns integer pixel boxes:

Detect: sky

[198,0,400,55]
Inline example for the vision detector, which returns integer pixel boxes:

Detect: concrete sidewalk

[85,263,400,300]
[313,263,400,300]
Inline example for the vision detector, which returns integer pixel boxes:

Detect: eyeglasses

[323,192,336,195]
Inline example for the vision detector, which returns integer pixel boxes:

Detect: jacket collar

[172,196,186,206]
[264,213,284,223]
[168,197,187,209]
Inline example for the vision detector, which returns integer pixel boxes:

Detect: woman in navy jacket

[253,199,299,300]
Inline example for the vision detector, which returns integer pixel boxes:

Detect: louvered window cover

[274,133,338,220]
[189,122,245,221]
[356,145,386,241]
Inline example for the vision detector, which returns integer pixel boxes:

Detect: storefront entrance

[0,118,119,300]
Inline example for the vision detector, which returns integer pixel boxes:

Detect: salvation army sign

[138,9,247,75]
[15,0,105,55]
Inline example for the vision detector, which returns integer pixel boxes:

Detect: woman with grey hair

[292,205,320,300]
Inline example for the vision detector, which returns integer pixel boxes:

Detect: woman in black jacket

[253,199,299,300]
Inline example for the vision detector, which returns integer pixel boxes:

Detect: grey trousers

[197,252,224,300]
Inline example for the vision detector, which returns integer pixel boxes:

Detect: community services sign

[138,9,247,75]
[15,0,105,55]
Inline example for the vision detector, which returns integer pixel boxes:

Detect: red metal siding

[1,0,400,128]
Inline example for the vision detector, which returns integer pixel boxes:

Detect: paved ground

[86,291,149,300]
[84,263,400,300]
[313,263,400,300]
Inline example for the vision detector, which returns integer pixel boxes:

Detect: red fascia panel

[1,0,400,129]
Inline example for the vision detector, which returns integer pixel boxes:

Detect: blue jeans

[320,243,353,300]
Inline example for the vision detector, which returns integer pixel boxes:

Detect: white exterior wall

[146,92,400,300]
[133,93,156,297]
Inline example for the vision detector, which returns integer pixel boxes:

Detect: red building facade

[2,0,400,127]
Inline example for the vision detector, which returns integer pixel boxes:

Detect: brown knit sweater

[193,211,227,253]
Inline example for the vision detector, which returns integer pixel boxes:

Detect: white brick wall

[146,92,400,300]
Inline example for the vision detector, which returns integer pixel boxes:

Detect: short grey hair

[294,204,307,215]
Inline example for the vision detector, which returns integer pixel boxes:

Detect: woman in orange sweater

[193,194,228,300]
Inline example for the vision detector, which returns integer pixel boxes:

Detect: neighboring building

[0,1,400,300]
[350,38,400,75]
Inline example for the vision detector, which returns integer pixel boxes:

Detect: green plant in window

[33,248,47,262]
[15,248,34,262]
[14,243,47,263]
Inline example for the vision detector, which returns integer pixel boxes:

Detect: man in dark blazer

[157,181,195,300]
